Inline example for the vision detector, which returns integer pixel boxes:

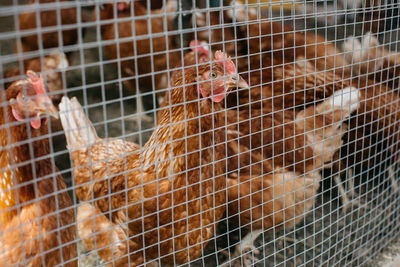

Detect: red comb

[214,50,236,75]
[26,70,45,95]
[190,40,210,58]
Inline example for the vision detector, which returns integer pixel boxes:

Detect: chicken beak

[48,104,59,119]
[225,75,249,96]
[230,75,249,90]
[41,99,59,119]
[236,75,249,89]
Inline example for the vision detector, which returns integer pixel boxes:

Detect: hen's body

[60,51,245,265]
[222,86,361,263]
[62,96,226,265]
[222,2,400,188]
[227,86,360,221]
[0,78,76,266]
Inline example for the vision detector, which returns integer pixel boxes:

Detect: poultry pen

[0,0,399,266]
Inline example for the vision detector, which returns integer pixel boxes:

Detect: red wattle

[212,93,226,103]
[199,85,208,99]
[211,87,226,103]
[30,116,41,129]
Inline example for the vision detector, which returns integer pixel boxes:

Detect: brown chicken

[94,0,181,121]
[75,42,211,266]
[216,2,400,210]
[223,86,361,264]
[16,0,80,61]
[0,71,77,266]
[59,50,248,265]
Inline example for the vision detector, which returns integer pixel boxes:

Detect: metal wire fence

[0,0,399,266]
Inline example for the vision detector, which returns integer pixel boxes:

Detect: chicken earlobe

[29,115,42,129]
[11,106,25,122]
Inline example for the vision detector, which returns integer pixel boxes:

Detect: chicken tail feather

[59,96,99,151]
[301,86,361,126]
[343,32,384,75]
[327,86,361,117]
[297,87,361,167]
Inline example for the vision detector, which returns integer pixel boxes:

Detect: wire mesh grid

[0,0,399,266]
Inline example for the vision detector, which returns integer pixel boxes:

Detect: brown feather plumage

[60,53,244,265]
[221,2,400,181]
[225,87,359,227]
[0,77,77,266]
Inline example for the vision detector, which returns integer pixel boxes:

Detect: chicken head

[197,50,248,102]
[8,71,58,129]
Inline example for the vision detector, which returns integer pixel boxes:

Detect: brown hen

[223,86,361,263]
[0,72,77,266]
[218,2,400,211]
[59,50,248,265]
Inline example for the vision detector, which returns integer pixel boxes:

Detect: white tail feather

[329,86,361,115]
[343,33,384,74]
[59,96,99,151]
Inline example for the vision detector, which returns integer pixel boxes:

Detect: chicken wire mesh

[0,0,399,266]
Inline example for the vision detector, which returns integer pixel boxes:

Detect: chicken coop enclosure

[0,0,400,266]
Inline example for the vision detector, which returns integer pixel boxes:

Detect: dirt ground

[0,2,399,266]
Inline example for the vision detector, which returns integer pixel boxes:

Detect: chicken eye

[210,71,217,79]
